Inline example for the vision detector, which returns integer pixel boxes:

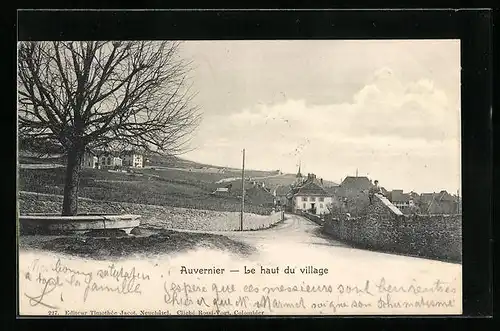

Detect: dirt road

[224,213,348,250]
[176,213,461,273]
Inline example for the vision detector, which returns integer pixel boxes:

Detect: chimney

[320,178,323,185]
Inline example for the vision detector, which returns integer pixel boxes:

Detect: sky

[178,40,461,194]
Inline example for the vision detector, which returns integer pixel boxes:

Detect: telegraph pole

[240,149,245,231]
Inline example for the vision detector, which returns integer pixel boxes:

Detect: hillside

[221,174,338,193]
[18,149,338,215]
[18,149,278,178]
[18,166,275,215]
[144,153,222,169]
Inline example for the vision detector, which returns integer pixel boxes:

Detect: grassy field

[18,167,274,215]
[140,167,229,185]
[145,153,279,177]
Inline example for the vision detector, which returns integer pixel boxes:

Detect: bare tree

[18,41,201,215]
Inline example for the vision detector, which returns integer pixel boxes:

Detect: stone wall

[18,192,284,232]
[323,194,462,263]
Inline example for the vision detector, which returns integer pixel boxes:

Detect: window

[303,203,306,209]
[302,197,307,202]
[310,197,315,201]
[320,203,324,208]
[319,197,324,202]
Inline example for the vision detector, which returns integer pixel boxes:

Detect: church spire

[296,161,302,178]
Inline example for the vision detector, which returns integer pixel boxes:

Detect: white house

[99,153,123,168]
[122,151,143,168]
[81,150,98,169]
[289,173,333,215]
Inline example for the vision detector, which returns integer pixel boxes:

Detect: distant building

[273,184,292,208]
[336,176,373,198]
[121,150,143,168]
[418,190,459,214]
[245,184,275,207]
[330,175,391,216]
[211,187,230,195]
[81,150,99,169]
[288,173,333,216]
[212,182,233,195]
[99,153,123,168]
[388,189,415,213]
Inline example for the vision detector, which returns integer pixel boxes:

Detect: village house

[245,183,275,207]
[329,175,390,216]
[121,150,144,168]
[81,150,99,169]
[418,190,460,214]
[273,184,293,209]
[99,152,123,168]
[211,182,232,196]
[215,180,274,208]
[388,189,416,213]
[211,187,231,195]
[288,173,333,216]
[335,175,373,199]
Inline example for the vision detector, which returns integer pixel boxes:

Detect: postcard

[17,39,462,316]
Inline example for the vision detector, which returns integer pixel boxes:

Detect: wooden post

[240,149,245,231]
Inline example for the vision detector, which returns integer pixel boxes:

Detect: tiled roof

[419,191,456,202]
[245,185,274,205]
[295,181,328,196]
[437,190,456,201]
[390,190,411,202]
[340,176,372,191]
[420,193,434,202]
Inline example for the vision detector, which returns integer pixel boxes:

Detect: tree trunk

[62,147,84,216]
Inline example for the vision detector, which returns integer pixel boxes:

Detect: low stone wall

[18,192,284,232]
[323,194,462,263]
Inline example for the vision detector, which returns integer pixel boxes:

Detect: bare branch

[18,40,201,157]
